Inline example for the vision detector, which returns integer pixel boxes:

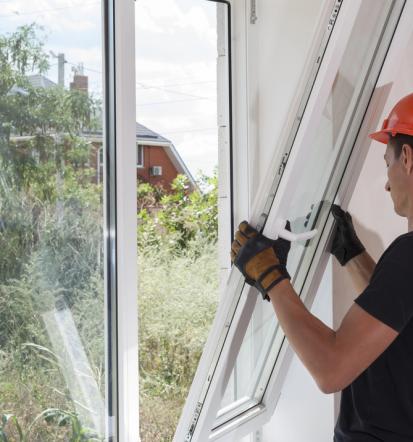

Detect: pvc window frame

[137,144,144,168]
[174,1,406,441]
[103,1,139,441]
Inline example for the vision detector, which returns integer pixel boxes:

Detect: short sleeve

[354,236,413,333]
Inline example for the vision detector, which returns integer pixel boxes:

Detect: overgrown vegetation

[137,177,219,441]
[0,24,105,440]
[0,24,219,442]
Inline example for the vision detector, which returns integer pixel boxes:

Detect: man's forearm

[345,250,376,294]
[268,280,336,393]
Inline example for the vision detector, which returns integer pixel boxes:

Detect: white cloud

[0,0,99,32]
[135,0,220,176]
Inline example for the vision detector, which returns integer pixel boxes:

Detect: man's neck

[408,218,413,233]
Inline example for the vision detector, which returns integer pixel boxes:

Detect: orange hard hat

[369,93,413,144]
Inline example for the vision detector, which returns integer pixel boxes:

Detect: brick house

[135,123,196,191]
[15,74,195,192]
[85,123,196,192]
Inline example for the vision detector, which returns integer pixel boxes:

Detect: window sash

[137,144,144,168]
[174,0,406,440]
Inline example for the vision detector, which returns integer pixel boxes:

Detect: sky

[135,0,219,177]
[0,0,219,177]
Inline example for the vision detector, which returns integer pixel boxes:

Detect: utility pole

[57,53,66,87]
[49,51,67,87]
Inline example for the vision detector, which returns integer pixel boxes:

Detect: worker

[231,93,413,441]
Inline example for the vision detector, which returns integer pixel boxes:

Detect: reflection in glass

[216,0,394,426]
[0,3,107,440]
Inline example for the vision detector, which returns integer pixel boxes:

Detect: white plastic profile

[174,1,363,441]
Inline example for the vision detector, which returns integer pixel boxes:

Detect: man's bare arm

[268,279,398,394]
[345,250,376,293]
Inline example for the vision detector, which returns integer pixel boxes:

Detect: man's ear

[401,144,413,175]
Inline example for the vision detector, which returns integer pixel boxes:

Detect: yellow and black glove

[231,221,291,301]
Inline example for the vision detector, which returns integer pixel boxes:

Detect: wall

[137,144,179,190]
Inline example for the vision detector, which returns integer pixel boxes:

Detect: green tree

[0,24,105,441]
[0,24,101,280]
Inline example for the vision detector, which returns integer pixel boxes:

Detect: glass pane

[216,0,395,426]
[135,1,227,441]
[0,2,109,440]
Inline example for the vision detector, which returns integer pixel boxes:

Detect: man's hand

[231,221,291,300]
[330,204,365,266]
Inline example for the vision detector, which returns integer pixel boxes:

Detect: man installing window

[231,93,413,441]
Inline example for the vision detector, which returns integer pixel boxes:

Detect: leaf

[11,416,23,441]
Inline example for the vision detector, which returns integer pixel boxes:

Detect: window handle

[271,218,318,242]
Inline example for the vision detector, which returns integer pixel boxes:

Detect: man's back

[335,232,413,441]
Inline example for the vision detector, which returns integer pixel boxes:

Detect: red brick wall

[137,145,179,191]
[70,75,89,94]
[86,142,181,190]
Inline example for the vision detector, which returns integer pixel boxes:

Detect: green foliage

[0,409,102,442]
[137,173,219,441]
[139,238,218,395]
[0,23,105,442]
[138,173,218,251]
[0,24,48,96]
[0,23,220,442]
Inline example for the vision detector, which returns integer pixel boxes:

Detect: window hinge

[250,0,258,24]
[185,401,203,441]
[278,152,289,176]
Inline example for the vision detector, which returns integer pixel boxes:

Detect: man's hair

[389,134,413,159]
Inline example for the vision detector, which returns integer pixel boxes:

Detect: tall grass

[138,237,219,441]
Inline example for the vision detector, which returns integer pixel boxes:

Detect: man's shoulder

[379,232,413,266]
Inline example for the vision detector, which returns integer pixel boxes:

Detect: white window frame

[174,0,407,441]
[137,143,144,168]
[105,0,139,440]
[97,146,104,184]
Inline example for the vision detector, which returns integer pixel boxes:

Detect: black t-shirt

[334,232,413,442]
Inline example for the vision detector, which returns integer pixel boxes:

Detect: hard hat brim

[369,127,413,144]
[369,129,392,144]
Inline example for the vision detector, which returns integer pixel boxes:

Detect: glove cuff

[255,266,291,301]
[340,244,366,266]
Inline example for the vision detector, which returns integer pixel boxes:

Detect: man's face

[384,143,408,216]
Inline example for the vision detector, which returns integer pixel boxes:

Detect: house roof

[9,75,57,96]
[136,122,170,144]
[26,74,57,89]
[134,124,196,189]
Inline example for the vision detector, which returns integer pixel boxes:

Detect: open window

[175,0,406,440]
[0,1,138,441]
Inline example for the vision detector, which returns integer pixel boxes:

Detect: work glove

[231,221,291,301]
[329,204,365,266]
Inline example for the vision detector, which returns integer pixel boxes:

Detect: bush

[137,174,219,441]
